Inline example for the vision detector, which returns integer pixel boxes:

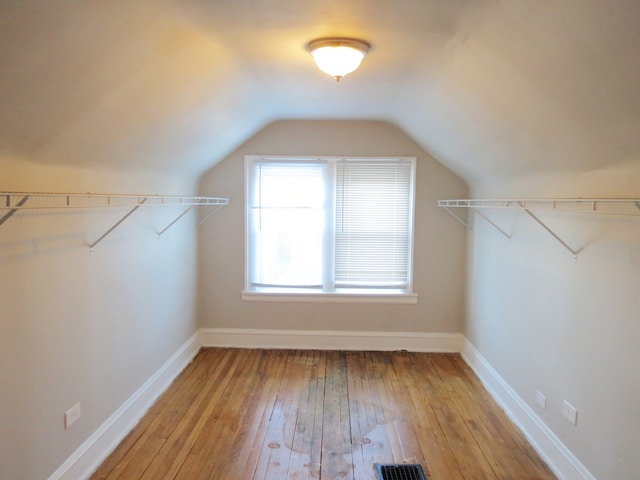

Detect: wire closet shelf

[437,198,640,216]
[437,197,640,261]
[0,191,230,251]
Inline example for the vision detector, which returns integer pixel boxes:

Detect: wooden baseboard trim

[199,328,462,352]
[460,338,596,480]
[47,333,201,480]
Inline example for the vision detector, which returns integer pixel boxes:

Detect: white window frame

[242,155,418,304]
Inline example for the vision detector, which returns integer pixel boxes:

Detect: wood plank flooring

[90,349,556,480]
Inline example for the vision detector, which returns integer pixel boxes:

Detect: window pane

[249,161,326,287]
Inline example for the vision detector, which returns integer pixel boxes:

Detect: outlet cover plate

[535,390,547,410]
[65,403,81,429]
[562,400,578,425]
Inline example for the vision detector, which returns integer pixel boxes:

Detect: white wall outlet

[535,390,547,410]
[562,400,578,425]
[64,403,81,429]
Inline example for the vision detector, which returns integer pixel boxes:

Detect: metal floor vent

[376,464,428,480]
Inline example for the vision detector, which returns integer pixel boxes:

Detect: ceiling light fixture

[307,37,371,82]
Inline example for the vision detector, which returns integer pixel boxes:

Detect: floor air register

[376,464,428,480]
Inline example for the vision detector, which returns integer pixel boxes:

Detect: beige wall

[0,157,199,480]
[197,120,468,333]
[4,116,634,479]
[466,165,640,479]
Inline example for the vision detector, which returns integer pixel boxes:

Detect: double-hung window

[244,156,417,303]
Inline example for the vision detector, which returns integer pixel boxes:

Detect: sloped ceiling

[1,0,638,184]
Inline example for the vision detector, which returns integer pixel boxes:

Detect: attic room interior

[0,1,638,479]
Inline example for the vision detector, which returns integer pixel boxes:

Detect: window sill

[241,290,419,304]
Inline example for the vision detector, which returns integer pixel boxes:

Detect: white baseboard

[48,330,593,480]
[48,332,201,480]
[460,338,596,480]
[199,328,462,352]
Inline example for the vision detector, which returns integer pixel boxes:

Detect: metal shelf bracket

[197,204,227,227]
[440,201,511,239]
[158,205,197,237]
[158,199,230,236]
[441,205,471,229]
[475,210,512,240]
[89,198,148,253]
[518,202,579,262]
[0,194,30,227]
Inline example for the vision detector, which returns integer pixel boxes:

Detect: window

[244,156,417,303]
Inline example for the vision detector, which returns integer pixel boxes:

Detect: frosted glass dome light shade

[308,38,371,81]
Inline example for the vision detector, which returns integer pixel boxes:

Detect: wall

[197,120,468,334]
[0,157,199,480]
[466,164,640,479]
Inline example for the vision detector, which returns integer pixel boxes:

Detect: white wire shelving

[0,191,230,251]
[437,198,640,261]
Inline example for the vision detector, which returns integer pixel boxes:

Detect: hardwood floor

[90,349,556,480]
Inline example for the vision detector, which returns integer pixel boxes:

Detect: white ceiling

[1,0,639,184]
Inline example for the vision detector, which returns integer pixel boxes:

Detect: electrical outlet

[562,400,578,425]
[65,403,81,429]
[535,390,547,410]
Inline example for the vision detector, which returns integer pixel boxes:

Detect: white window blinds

[335,160,413,288]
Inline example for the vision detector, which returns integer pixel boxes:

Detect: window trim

[244,155,418,304]
[241,289,419,304]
